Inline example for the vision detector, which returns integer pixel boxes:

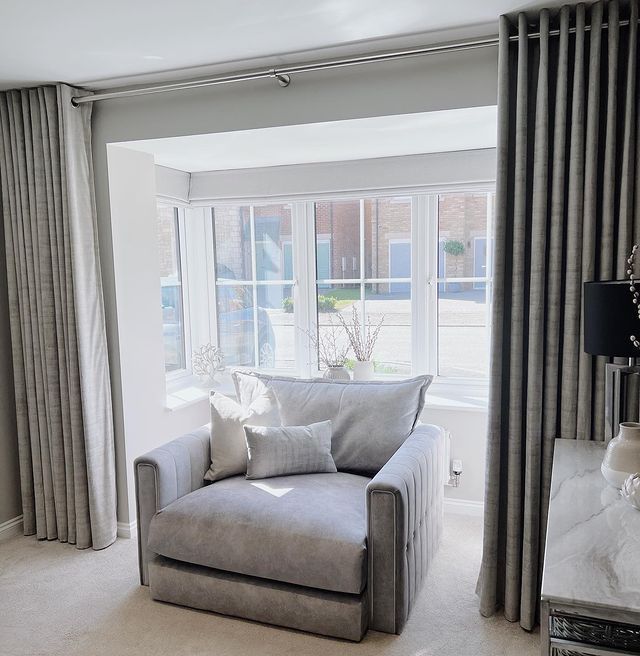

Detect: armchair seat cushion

[147,472,370,595]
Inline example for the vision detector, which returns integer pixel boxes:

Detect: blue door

[255,216,282,308]
[317,240,331,288]
[473,238,487,290]
[389,241,411,295]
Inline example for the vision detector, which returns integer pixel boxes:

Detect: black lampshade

[584,280,640,357]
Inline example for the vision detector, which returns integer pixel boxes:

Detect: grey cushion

[147,472,369,594]
[233,371,432,474]
[205,390,281,482]
[244,420,337,480]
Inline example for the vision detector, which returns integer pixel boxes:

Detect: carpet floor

[0,513,538,656]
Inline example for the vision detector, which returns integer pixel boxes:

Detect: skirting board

[444,498,484,517]
[0,515,23,541]
[117,520,138,539]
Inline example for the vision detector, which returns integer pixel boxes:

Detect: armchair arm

[134,426,210,585]
[366,423,446,634]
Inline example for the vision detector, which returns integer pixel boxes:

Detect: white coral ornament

[621,473,640,511]
[192,343,225,385]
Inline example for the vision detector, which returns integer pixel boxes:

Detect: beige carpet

[0,513,538,656]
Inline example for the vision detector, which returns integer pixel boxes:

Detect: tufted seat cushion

[147,472,370,595]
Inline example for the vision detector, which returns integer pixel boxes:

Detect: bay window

[157,188,494,388]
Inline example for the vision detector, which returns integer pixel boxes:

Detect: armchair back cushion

[233,372,431,475]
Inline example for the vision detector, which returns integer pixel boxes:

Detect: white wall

[187,149,496,203]
[92,47,498,523]
[106,146,209,524]
[424,406,487,508]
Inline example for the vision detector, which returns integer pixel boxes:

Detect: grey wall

[92,47,499,522]
[0,218,20,525]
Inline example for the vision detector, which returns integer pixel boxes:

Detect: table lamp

[584,280,640,440]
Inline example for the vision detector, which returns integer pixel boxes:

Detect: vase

[323,365,351,381]
[601,422,640,489]
[352,360,375,381]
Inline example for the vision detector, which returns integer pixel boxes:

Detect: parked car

[215,284,276,368]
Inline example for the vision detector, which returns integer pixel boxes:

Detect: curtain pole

[71,17,639,107]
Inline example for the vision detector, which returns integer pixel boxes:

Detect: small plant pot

[323,365,351,381]
[352,360,375,381]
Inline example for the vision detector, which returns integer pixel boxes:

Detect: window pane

[212,205,251,280]
[216,284,255,367]
[364,283,411,376]
[437,192,491,378]
[157,205,186,373]
[315,200,361,281]
[438,287,489,378]
[259,284,295,369]
[363,197,411,281]
[438,192,488,281]
[313,284,411,376]
[254,204,293,281]
[315,285,353,371]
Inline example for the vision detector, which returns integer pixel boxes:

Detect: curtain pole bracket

[271,70,291,87]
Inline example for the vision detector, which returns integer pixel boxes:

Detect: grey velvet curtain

[0,84,116,550]
[478,0,640,630]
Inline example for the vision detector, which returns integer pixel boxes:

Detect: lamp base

[605,363,640,442]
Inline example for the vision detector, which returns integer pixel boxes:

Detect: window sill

[165,373,236,411]
[425,380,488,412]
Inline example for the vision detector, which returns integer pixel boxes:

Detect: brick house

[202,193,490,309]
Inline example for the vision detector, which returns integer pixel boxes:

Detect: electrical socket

[452,459,463,475]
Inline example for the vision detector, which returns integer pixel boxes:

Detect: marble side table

[541,439,640,655]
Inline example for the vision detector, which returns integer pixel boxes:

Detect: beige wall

[0,219,21,526]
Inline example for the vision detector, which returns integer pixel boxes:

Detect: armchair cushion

[147,472,369,594]
[244,420,336,479]
[233,371,432,475]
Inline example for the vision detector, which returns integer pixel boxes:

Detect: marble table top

[541,438,640,614]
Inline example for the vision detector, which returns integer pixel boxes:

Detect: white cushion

[205,390,281,482]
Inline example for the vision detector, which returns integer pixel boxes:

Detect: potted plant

[338,306,384,380]
[305,317,351,380]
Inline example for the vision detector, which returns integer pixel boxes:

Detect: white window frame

[158,204,192,383]
[163,184,495,395]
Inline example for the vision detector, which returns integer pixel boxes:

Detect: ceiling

[1,0,573,91]
[117,106,497,172]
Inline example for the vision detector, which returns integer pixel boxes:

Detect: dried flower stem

[338,305,384,361]
[303,316,350,368]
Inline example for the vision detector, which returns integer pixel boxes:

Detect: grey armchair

[135,421,445,640]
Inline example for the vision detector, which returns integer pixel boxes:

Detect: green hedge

[282,295,337,313]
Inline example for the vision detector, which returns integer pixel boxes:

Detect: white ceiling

[0,0,573,90]
[117,106,497,172]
